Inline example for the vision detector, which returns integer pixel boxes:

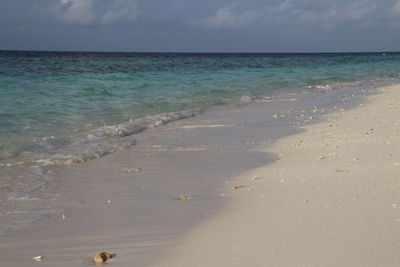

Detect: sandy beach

[1,83,400,266]
[161,84,400,266]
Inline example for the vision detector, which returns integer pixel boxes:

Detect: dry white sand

[159,85,400,266]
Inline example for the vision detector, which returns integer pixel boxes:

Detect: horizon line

[0,49,398,54]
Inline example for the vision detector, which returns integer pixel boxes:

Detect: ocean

[1,51,400,166]
[1,51,400,232]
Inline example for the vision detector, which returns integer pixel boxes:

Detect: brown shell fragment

[93,252,113,264]
[233,185,246,190]
[177,195,191,200]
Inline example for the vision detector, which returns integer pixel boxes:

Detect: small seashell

[33,256,45,262]
[316,156,326,160]
[252,175,263,180]
[122,167,142,172]
[233,185,245,190]
[93,251,113,264]
[62,214,66,221]
[177,195,191,200]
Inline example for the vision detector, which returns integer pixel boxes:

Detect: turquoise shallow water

[1,51,400,163]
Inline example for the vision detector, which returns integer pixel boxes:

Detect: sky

[1,0,400,52]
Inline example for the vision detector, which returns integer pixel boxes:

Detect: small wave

[308,76,400,92]
[11,109,201,167]
[89,109,201,138]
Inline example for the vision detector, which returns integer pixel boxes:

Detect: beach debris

[335,169,349,173]
[32,256,45,262]
[233,185,246,190]
[177,195,191,200]
[393,162,400,166]
[121,167,142,173]
[220,193,226,197]
[316,156,326,160]
[93,252,113,264]
[252,175,263,180]
[240,95,252,105]
[107,200,111,204]
[62,214,66,221]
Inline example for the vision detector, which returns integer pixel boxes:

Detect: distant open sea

[1,51,400,167]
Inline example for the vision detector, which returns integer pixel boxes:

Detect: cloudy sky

[1,0,400,52]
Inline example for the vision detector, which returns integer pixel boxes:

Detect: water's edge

[0,79,390,239]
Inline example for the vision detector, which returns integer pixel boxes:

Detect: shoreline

[0,78,369,234]
[0,82,393,266]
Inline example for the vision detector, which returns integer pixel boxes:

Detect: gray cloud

[49,0,139,26]
[269,0,380,28]
[394,1,400,13]
[201,4,260,29]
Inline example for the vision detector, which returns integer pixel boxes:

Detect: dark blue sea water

[1,51,400,166]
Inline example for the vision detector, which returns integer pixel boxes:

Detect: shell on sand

[32,256,45,262]
[178,195,191,200]
[93,252,113,264]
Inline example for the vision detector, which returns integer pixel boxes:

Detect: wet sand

[0,84,395,266]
